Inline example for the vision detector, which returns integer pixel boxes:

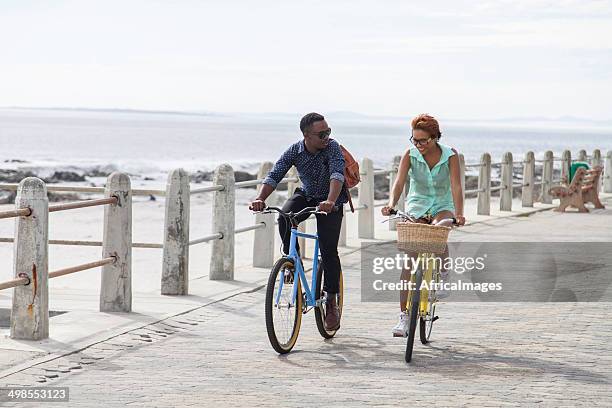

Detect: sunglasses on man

[311,128,332,140]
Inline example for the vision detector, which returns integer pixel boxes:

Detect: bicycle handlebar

[258,205,336,218]
[388,209,459,227]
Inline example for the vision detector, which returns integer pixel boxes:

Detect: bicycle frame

[274,225,321,309]
[407,252,439,317]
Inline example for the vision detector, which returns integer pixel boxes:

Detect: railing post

[257,162,276,205]
[561,150,571,184]
[339,213,347,246]
[477,153,491,215]
[161,169,190,295]
[210,164,235,280]
[500,152,513,211]
[591,149,602,192]
[605,151,612,193]
[389,155,405,231]
[577,149,587,162]
[459,153,466,203]
[287,166,299,197]
[11,177,48,340]
[358,158,375,239]
[591,149,602,167]
[522,151,535,207]
[541,151,554,204]
[100,172,132,312]
[253,160,276,268]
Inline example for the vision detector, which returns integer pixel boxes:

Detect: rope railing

[49,257,116,279]
[0,183,164,196]
[235,223,266,234]
[373,169,391,176]
[0,237,162,248]
[464,163,484,168]
[189,233,223,246]
[0,274,30,291]
[0,207,32,220]
[48,196,118,213]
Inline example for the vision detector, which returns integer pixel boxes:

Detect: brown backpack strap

[344,185,355,213]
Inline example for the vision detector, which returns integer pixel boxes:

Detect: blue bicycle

[259,206,344,354]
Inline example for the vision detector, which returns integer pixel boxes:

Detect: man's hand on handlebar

[318,200,335,214]
[249,199,266,212]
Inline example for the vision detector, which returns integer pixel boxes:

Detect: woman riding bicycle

[381,114,465,337]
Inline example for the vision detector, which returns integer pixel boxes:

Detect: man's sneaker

[392,311,410,337]
[436,271,450,299]
[324,295,341,331]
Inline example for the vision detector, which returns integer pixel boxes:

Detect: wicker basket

[396,222,451,254]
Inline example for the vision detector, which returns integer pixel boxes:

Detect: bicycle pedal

[432,316,439,322]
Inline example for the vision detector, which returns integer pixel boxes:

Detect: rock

[234,171,256,182]
[3,159,28,163]
[0,170,38,183]
[374,173,390,200]
[45,171,86,183]
[48,193,81,202]
[191,171,213,183]
[144,177,155,181]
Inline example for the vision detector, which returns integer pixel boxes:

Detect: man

[249,112,347,330]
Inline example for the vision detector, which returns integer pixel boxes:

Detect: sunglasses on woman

[410,136,432,146]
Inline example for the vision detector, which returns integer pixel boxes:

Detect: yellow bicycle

[390,209,455,363]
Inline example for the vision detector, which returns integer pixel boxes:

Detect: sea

[1,108,611,182]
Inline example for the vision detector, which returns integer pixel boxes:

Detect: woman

[381,114,465,337]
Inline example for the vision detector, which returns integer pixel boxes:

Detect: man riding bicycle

[249,112,346,331]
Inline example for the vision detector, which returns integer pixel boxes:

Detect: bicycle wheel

[314,260,344,339]
[265,257,303,354]
[420,264,439,344]
[405,266,423,363]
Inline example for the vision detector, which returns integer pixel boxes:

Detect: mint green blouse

[405,143,456,218]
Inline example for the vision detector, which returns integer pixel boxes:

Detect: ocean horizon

[1,107,610,181]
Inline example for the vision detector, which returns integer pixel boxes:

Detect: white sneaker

[392,311,410,337]
[436,271,450,299]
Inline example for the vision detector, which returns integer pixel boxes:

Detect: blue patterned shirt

[262,139,348,205]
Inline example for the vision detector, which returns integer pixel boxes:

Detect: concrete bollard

[287,166,299,197]
[161,169,190,295]
[590,149,602,193]
[522,151,535,207]
[477,153,491,215]
[339,213,347,246]
[257,162,276,205]
[11,177,49,340]
[358,158,375,239]
[577,149,587,162]
[252,161,276,268]
[541,151,554,204]
[210,164,235,280]
[100,172,132,313]
[389,155,405,231]
[253,211,275,268]
[605,151,612,193]
[459,153,466,203]
[500,152,513,211]
[561,150,571,184]
[592,149,602,167]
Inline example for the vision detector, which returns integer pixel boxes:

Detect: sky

[1,0,611,120]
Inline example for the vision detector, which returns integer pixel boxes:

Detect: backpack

[339,144,360,212]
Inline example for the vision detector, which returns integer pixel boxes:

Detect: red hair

[411,114,441,139]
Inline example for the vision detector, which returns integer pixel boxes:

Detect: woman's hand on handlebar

[455,215,466,226]
[381,206,394,216]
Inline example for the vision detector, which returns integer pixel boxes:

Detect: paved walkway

[1,197,612,407]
